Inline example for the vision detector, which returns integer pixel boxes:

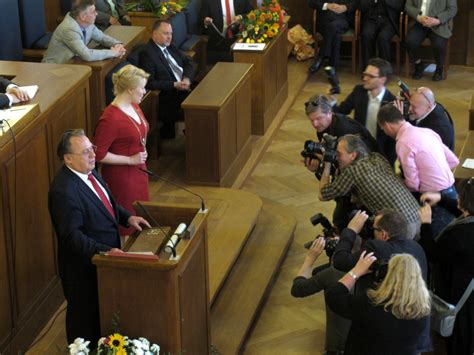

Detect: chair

[18,0,52,62]
[312,9,360,74]
[359,12,403,74]
[0,0,23,60]
[170,12,208,81]
[404,16,452,79]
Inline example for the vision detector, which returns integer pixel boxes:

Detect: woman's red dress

[94,103,149,236]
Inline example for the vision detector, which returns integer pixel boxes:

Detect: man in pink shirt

[377,104,458,194]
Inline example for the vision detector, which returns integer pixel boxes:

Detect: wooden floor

[26,59,474,354]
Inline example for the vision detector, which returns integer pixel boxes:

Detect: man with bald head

[396,87,454,150]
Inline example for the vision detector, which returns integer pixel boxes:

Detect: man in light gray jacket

[43,0,126,64]
[405,0,457,81]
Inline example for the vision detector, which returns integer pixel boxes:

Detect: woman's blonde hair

[367,254,431,320]
[112,64,150,96]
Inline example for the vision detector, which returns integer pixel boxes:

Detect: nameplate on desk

[233,43,266,51]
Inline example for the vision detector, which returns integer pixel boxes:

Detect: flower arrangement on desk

[125,0,187,17]
[68,334,160,355]
[237,0,285,44]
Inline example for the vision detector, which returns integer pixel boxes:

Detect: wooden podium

[92,201,210,354]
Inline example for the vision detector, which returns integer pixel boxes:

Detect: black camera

[370,258,389,283]
[301,133,338,162]
[348,210,376,239]
[324,66,341,95]
[397,79,411,118]
[304,213,339,257]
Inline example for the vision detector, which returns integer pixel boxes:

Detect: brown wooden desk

[454,130,474,182]
[469,92,474,130]
[233,21,289,135]
[71,26,147,135]
[0,61,91,354]
[182,62,253,186]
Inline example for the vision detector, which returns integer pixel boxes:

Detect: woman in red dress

[94,64,150,237]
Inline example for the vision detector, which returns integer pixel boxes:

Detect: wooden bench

[454,130,474,182]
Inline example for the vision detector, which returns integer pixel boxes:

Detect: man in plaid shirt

[319,134,420,239]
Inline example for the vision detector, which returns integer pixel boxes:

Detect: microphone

[139,168,206,212]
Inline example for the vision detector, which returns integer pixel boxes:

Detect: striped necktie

[163,47,183,81]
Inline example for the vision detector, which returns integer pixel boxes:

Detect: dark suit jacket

[48,166,130,284]
[332,228,428,280]
[415,103,455,151]
[359,0,404,35]
[334,84,397,165]
[139,39,195,92]
[200,0,253,45]
[0,76,12,109]
[309,0,358,25]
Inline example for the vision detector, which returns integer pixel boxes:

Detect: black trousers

[62,278,101,347]
[158,89,190,138]
[405,22,448,66]
[317,18,350,68]
[360,16,396,69]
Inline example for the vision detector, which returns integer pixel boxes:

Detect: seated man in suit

[201,0,253,63]
[43,0,126,63]
[139,19,195,139]
[331,58,397,165]
[397,86,455,150]
[405,0,457,81]
[95,0,131,31]
[0,76,29,109]
[49,129,150,346]
[308,0,357,75]
[359,0,404,70]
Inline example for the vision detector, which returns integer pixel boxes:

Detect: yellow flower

[116,349,127,355]
[248,12,256,21]
[109,333,126,351]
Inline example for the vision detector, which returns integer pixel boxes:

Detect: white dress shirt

[366,88,385,138]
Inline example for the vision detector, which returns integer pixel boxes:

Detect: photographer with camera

[394,86,455,151]
[319,134,420,239]
[330,58,397,166]
[291,237,350,355]
[303,95,378,231]
[331,209,431,353]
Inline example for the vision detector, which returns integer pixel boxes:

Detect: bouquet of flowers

[68,334,160,355]
[237,0,286,44]
[156,1,184,16]
[125,0,187,17]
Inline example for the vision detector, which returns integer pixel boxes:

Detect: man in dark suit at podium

[140,20,195,139]
[201,0,253,62]
[0,76,29,109]
[48,129,149,345]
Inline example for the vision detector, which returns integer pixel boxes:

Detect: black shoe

[432,66,444,81]
[412,61,426,80]
[309,56,324,74]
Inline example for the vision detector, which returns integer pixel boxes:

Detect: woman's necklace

[114,102,148,148]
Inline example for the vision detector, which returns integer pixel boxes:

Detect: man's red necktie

[225,0,233,38]
[88,174,115,218]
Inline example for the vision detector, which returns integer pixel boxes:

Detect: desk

[454,130,474,182]
[182,62,253,186]
[233,21,289,135]
[71,26,147,135]
[0,61,91,354]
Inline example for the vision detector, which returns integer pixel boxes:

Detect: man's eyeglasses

[362,72,381,79]
[373,226,384,232]
[68,145,97,156]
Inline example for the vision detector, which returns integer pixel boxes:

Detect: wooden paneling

[182,62,254,186]
[7,128,55,318]
[0,61,91,355]
[233,23,289,135]
[280,0,313,32]
[43,0,61,32]
[467,4,474,66]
